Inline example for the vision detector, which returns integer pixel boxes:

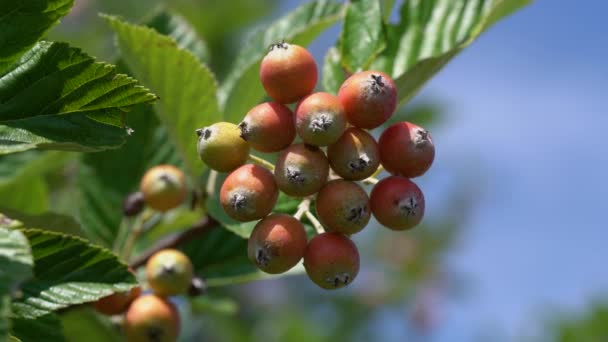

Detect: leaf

[389,0,531,106]
[61,307,123,342]
[0,209,83,238]
[322,47,345,95]
[0,41,158,154]
[11,229,136,320]
[0,228,33,342]
[190,296,238,316]
[340,0,387,72]
[104,15,220,180]
[0,0,74,72]
[146,11,210,64]
[10,314,66,342]
[219,0,343,123]
[0,178,48,215]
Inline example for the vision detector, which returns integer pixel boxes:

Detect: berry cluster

[196,42,436,290]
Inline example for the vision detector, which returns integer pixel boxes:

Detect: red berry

[338,70,397,129]
[140,165,187,212]
[125,295,180,342]
[220,164,278,222]
[94,286,141,316]
[304,232,359,290]
[239,102,295,152]
[378,122,435,178]
[315,180,370,235]
[327,127,380,180]
[247,214,308,274]
[274,144,329,197]
[370,176,425,230]
[295,92,346,146]
[260,42,318,104]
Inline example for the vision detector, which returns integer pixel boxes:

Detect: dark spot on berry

[255,245,272,267]
[309,113,333,132]
[269,40,288,51]
[146,326,164,342]
[230,192,247,211]
[286,167,305,184]
[238,121,250,140]
[303,144,320,152]
[196,127,212,140]
[346,206,365,222]
[369,74,386,94]
[347,154,371,172]
[398,196,418,217]
[415,129,430,148]
[162,264,175,275]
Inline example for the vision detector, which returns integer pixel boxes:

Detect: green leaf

[104,15,220,180]
[11,313,65,342]
[146,11,210,64]
[0,41,158,154]
[0,228,33,342]
[322,47,345,95]
[61,307,123,342]
[219,0,343,123]
[0,178,48,215]
[0,0,74,72]
[389,0,531,106]
[11,229,136,319]
[0,209,83,237]
[190,296,238,316]
[340,0,387,72]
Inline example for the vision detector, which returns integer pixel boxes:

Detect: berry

[239,102,295,152]
[94,286,141,316]
[220,164,278,221]
[260,42,318,104]
[304,232,359,290]
[146,249,193,297]
[123,191,145,217]
[247,214,308,274]
[315,180,370,235]
[370,176,425,230]
[378,121,435,178]
[125,294,179,342]
[274,144,329,197]
[327,127,380,180]
[140,165,187,212]
[295,92,346,146]
[196,122,250,172]
[338,70,397,129]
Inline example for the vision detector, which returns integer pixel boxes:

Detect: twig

[362,176,379,185]
[248,154,275,172]
[129,215,219,269]
[304,210,325,234]
[293,198,312,220]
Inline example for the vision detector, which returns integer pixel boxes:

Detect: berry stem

[304,210,325,234]
[370,165,384,178]
[362,176,380,185]
[293,197,311,220]
[206,170,219,195]
[248,154,275,172]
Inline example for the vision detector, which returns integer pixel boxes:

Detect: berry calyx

[327,127,380,180]
[260,42,318,104]
[196,122,250,172]
[220,164,278,221]
[338,70,397,129]
[295,92,346,146]
[369,176,425,230]
[304,232,360,290]
[239,102,296,152]
[378,121,435,178]
[140,165,187,212]
[315,180,370,235]
[125,294,180,342]
[274,144,329,197]
[146,249,194,297]
[247,214,308,274]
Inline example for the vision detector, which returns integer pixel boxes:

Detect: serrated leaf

[387,0,531,106]
[322,47,345,94]
[0,41,158,154]
[104,15,220,180]
[146,11,210,64]
[219,0,343,123]
[11,229,136,319]
[10,313,65,342]
[0,209,83,237]
[0,0,74,72]
[340,0,387,72]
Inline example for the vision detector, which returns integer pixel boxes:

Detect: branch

[129,214,219,269]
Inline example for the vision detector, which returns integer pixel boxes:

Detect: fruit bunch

[195,41,436,290]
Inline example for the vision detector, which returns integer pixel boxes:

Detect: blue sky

[282,0,608,340]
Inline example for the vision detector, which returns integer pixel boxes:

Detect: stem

[293,198,311,220]
[304,210,325,234]
[248,154,275,172]
[370,165,384,179]
[206,170,218,196]
[362,176,380,185]
[120,215,144,261]
[113,218,132,253]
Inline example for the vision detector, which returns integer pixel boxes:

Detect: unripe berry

[125,295,179,342]
[315,180,370,235]
[338,70,397,129]
[260,42,318,104]
[123,191,145,217]
[295,92,346,146]
[140,165,187,212]
[196,122,250,172]
[146,249,193,297]
[378,122,435,178]
[247,214,308,274]
[220,164,278,221]
[94,286,141,316]
[274,144,329,197]
[239,102,296,152]
[304,233,359,290]
[370,176,425,230]
[327,127,380,180]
